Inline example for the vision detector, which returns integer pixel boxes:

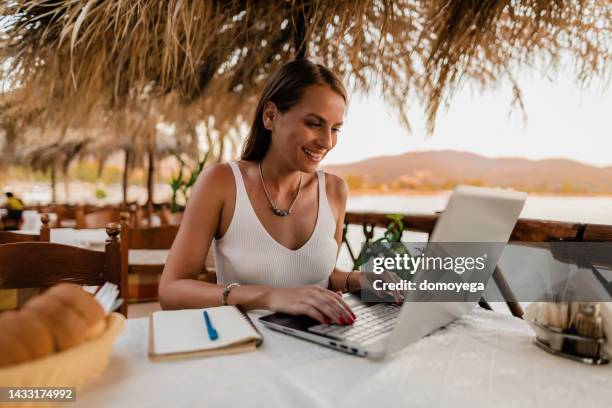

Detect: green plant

[168,151,210,213]
[353,214,416,279]
[181,151,209,202]
[169,158,186,213]
[94,187,107,200]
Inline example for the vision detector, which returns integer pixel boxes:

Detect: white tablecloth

[21,210,58,230]
[74,309,610,408]
[49,229,168,266]
[17,227,211,269]
[129,249,168,266]
[11,228,107,248]
[50,228,108,249]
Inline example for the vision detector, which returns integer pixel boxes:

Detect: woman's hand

[359,270,405,304]
[342,270,404,304]
[265,286,355,325]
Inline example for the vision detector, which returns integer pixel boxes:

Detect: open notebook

[148,306,263,361]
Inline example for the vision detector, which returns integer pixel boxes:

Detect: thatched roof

[16,131,89,173]
[1,0,610,139]
[0,111,200,172]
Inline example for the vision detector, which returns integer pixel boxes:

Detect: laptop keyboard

[308,303,401,343]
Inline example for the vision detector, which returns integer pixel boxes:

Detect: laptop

[259,185,527,359]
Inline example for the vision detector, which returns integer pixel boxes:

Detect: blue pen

[203,310,218,341]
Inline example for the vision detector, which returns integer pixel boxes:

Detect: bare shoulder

[202,162,234,179]
[323,171,348,219]
[188,162,235,209]
[324,172,348,198]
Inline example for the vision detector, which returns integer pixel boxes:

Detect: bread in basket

[0,284,125,391]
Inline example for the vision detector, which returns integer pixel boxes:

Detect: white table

[21,210,58,230]
[129,249,169,266]
[50,228,108,249]
[48,229,170,267]
[74,309,610,408]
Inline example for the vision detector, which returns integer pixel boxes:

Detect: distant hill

[323,150,612,194]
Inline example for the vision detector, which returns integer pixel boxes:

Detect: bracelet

[343,271,355,293]
[222,283,240,306]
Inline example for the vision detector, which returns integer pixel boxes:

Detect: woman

[159,60,360,325]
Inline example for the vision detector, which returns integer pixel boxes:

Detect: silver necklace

[258,161,302,216]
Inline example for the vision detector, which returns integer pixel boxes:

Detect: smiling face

[263,84,346,172]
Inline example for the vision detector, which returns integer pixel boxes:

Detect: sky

[322,69,612,168]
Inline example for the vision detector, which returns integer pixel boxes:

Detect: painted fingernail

[351,312,356,319]
[325,318,331,325]
[339,317,346,325]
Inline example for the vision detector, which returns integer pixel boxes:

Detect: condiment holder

[527,302,608,365]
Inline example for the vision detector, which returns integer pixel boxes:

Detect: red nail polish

[325,318,331,325]
[351,312,356,319]
[339,317,346,325]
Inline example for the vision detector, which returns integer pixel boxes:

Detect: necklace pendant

[259,161,301,218]
[272,206,290,217]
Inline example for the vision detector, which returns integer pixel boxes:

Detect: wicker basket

[0,313,125,405]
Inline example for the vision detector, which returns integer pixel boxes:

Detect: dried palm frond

[420,0,611,132]
[0,0,609,144]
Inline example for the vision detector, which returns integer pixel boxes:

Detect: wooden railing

[344,212,612,244]
[27,202,174,229]
[341,211,612,318]
[342,211,612,269]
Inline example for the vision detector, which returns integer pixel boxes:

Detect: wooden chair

[115,203,158,228]
[121,214,214,271]
[125,202,155,228]
[0,214,52,308]
[0,214,51,244]
[36,204,73,228]
[76,206,120,229]
[137,202,174,228]
[131,204,148,228]
[122,223,180,252]
[159,205,170,226]
[119,215,177,302]
[37,203,111,228]
[35,204,68,228]
[120,214,215,302]
[145,202,154,227]
[0,223,127,316]
[159,205,183,226]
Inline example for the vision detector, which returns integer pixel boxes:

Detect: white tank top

[213,161,338,288]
